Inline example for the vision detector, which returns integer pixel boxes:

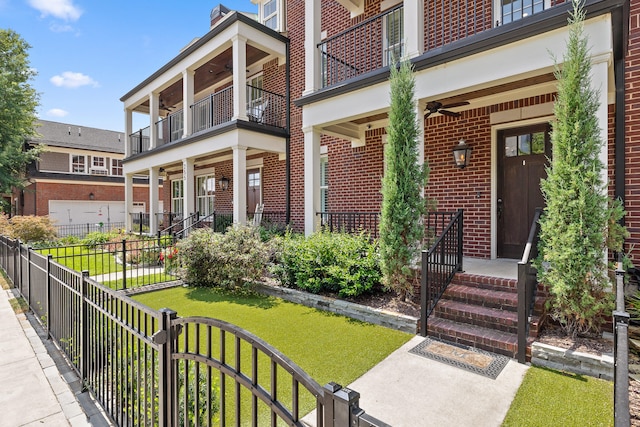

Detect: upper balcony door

[383,6,404,66]
[494,0,552,26]
[247,74,265,123]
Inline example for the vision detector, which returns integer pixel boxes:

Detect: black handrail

[420,209,464,337]
[516,207,542,363]
[157,212,198,238]
[174,211,216,239]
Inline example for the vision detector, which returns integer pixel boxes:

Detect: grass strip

[503,365,613,427]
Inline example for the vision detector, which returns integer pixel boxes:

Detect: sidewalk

[0,286,110,426]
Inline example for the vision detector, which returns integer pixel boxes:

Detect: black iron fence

[0,235,389,427]
[32,237,178,291]
[317,212,380,239]
[192,86,234,133]
[516,207,542,363]
[614,255,630,427]
[54,222,126,238]
[420,210,463,336]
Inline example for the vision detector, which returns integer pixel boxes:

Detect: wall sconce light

[219,176,230,191]
[89,192,95,200]
[452,139,472,169]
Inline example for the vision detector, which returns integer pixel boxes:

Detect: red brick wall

[626,0,640,264]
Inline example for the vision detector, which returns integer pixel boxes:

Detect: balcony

[318,0,564,88]
[128,85,286,157]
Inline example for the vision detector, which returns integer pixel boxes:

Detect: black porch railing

[316,212,380,238]
[191,86,234,133]
[318,0,563,88]
[0,235,389,427]
[245,85,287,128]
[129,212,150,235]
[420,210,464,337]
[516,207,542,363]
[129,125,150,156]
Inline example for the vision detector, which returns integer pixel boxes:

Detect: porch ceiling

[135,45,269,113]
[322,72,558,141]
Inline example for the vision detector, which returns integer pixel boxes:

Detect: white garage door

[49,200,126,227]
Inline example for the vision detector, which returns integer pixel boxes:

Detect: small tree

[536,0,625,337]
[0,29,41,210]
[379,59,429,301]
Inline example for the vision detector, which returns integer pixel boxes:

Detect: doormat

[409,337,510,379]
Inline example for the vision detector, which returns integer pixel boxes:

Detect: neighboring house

[15,120,158,231]
[121,0,633,262]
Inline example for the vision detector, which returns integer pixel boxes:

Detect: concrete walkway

[0,287,110,426]
[346,335,529,426]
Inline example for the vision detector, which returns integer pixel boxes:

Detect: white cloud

[49,23,74,33]
[50,71,99,89]
[28,0,82,21]
[47,108,69,117]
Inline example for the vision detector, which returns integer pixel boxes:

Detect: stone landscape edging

[255,282,420,334]
[530,341,614,380]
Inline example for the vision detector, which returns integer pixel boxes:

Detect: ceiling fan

[424,100,470,118]
[159,99,173,112]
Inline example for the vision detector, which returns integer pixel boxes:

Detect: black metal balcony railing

[156,108,184,147]
[192,86,234,133]
[245,85,287,128]
[129,126,150,156]
[129,85,286,157]
[318,0,564,88]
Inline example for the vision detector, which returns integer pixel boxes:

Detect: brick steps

[426,271,546,359]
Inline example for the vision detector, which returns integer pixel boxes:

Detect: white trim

[247,158,264,168]
[381,0,402,11]
[493,0,552,27]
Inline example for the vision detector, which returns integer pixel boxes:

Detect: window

[495,0,550,26]
[111,159,123,176]
[383,7,404,66]
[171,179,184,215]
[504,131,546,157]
[320,156,328,213]
[263,0,278,30]
[72,155,85,173]
[91,156,107,175]
[246,74,264,123]
[196,175,216,216]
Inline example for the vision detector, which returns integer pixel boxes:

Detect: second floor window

[72,155,85,173]
[91,156,107,175]
[383,7,404,66]
[263,0,278,30]
[497,0,548,26]
[111,159,123,176]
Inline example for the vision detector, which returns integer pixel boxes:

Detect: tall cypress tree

[379,59,429,301]
[536,0,625,337]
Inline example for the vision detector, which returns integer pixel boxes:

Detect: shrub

[0,213,10,236]
[177,226,271,289]
[8,215,57,243]
[271,231,382,298]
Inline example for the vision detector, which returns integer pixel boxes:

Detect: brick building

[122,0,633,262]
[15,120,157,231]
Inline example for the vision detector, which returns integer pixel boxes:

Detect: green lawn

[133,286,412,424]
[503,366,613,427]
[38,245,122,276]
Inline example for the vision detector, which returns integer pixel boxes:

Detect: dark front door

[497,124,550,258]
[247,168,261,213]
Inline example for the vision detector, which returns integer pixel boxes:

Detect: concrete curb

[531,341,614,380]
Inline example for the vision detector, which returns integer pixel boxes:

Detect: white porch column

[303,0,321,95]
[232,36,248,121]
[590,54,610,189]
[183,69,195,137]
[149,92,159,149]
[182,158,195,220]
[124,108,133,157]
[304,127,321,235]
[233,146,248,225]
[404,0,424,59]
[124,173,134,232]
[149,167,159,234]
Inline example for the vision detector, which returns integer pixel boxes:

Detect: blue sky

[1,0,258,132]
